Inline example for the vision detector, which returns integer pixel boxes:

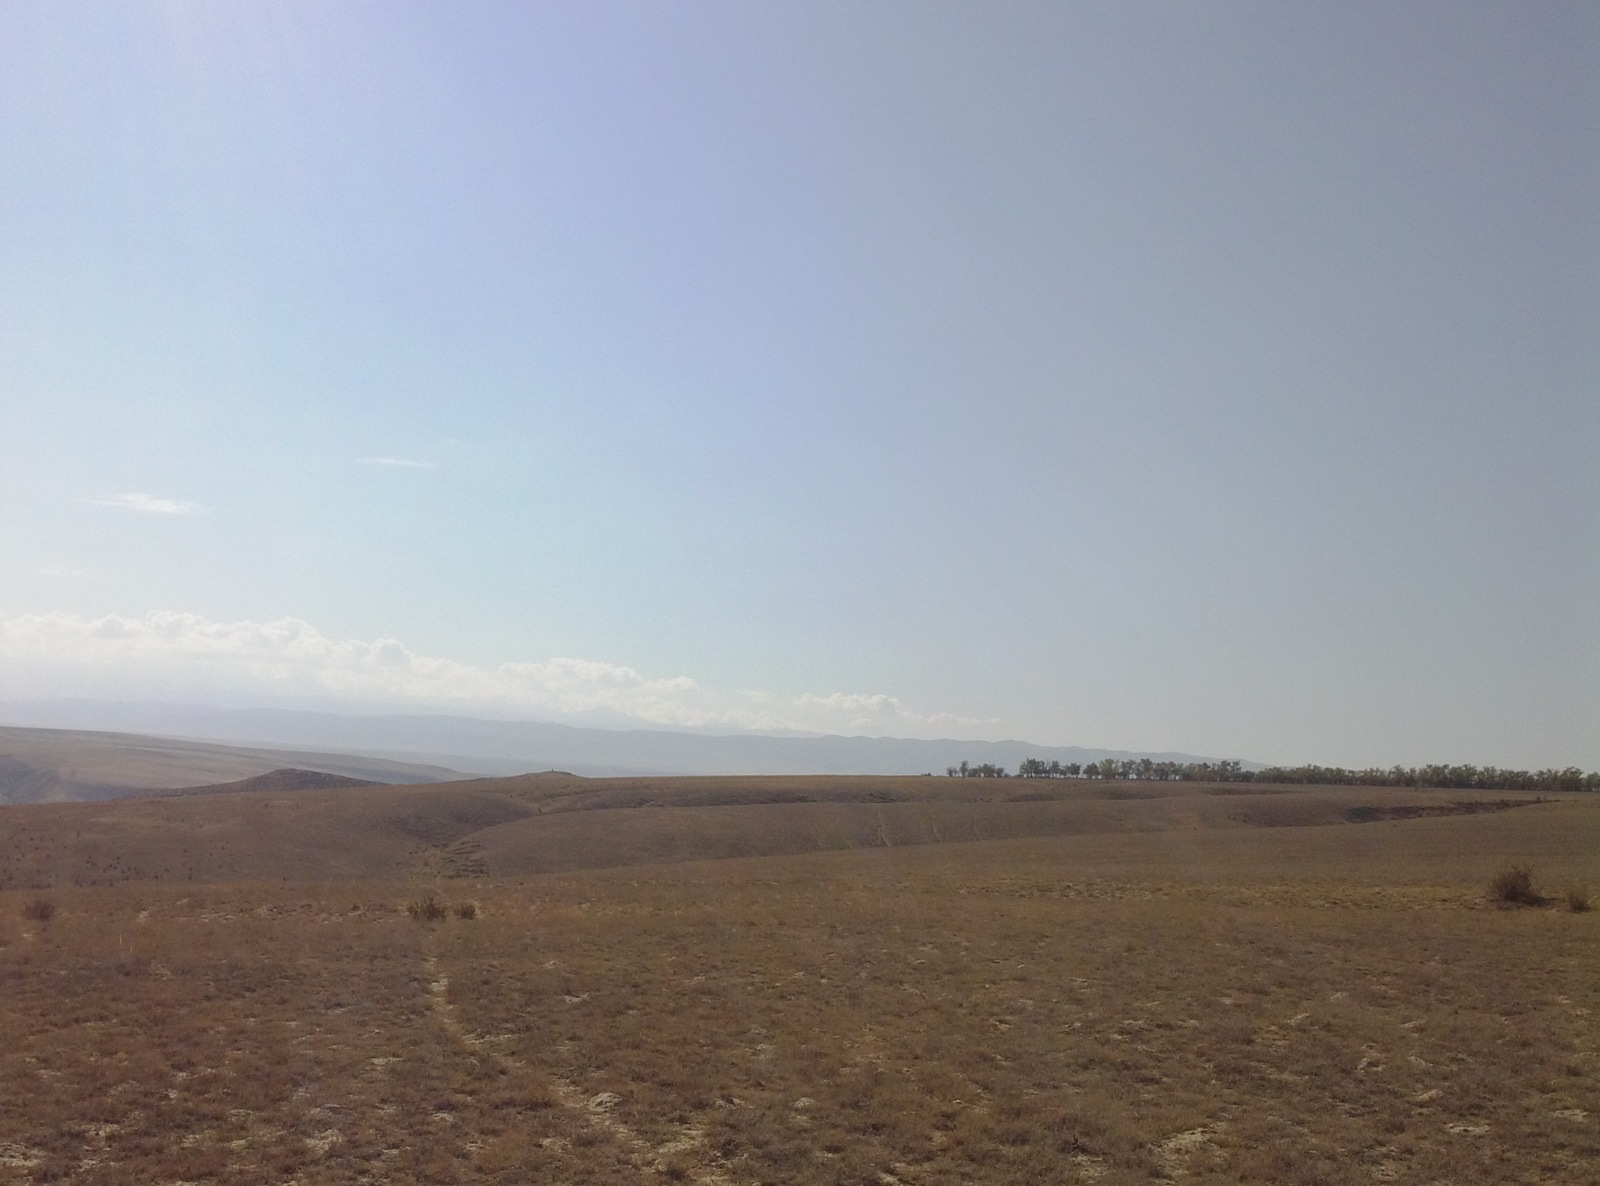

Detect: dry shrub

[21,896,57,922]
[454,900,478,920]
[1562,885,1592,913]
[656,1155,691,1181]
[407,892,449,921]
[1488,864,1544,906]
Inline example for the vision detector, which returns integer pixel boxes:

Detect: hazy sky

[1,2,1595,767]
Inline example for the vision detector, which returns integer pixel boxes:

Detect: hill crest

[143,768,383,798]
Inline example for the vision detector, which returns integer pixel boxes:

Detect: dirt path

[420,948,734,1183]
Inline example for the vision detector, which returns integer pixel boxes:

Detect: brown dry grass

[0,773,1577,890]
[0,779,1594,1184]
[1489,863,1544,906]
[0,783,532,890]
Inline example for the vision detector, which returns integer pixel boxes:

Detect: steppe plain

[1,772,1595,1185]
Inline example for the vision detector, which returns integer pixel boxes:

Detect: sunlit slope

[2,772,1592,890]
[6,843,1595,1186]
[467,776,1582,878]
[0,784,531,888]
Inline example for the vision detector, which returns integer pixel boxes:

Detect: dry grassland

[0,779,1595,1184]
[0,773,1573,890]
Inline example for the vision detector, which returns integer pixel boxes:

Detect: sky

[0,1,1595,768]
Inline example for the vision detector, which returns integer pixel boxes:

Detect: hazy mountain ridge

[0,724,466,805]
[0,699,1253,785]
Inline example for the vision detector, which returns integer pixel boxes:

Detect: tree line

[945,758,1598,792]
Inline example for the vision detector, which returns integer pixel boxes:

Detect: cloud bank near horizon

[0,611,995,739]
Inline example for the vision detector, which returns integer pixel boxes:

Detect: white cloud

[0,611,994,738]
[791,692,990,736]
[79,493,202,515]
[357,457,438,469]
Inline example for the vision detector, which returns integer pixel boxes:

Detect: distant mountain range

[0,723,463,805]
[0,698,1252,781]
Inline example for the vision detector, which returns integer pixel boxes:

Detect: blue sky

[1,2,1595,767]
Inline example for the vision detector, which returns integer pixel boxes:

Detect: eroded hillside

[0,773,1588,891]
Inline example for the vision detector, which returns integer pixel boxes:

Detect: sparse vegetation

[1489,863,1545,906]
[407,892,449,921]
[454,900,478,920]
[1563,884,1592,913]
[0,775,1594,1183]
[20,895,55,922]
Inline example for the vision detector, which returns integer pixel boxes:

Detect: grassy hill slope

[1,771,1590,890]
[1,775,1594,1185]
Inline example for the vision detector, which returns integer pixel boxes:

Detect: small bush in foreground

[454,900,478,920]
[21,896,56,923]
[407,893,449,922]
[1561,885,1592,913]
[1489,864,1545,906]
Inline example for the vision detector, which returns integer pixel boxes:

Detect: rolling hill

[1,769,1590,891]
[2,771,1594,1185]
[0,725,467,804]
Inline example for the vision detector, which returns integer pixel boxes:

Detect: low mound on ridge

[146,768,384,798]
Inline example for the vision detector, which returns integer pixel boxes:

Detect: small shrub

[1562,885,1592,913]
[407,893,448,922]
[1489,864,1545,907]
[22,896,57,922]
[454,901,478,920]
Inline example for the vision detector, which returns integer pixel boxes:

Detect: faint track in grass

[420,947,734,1183]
